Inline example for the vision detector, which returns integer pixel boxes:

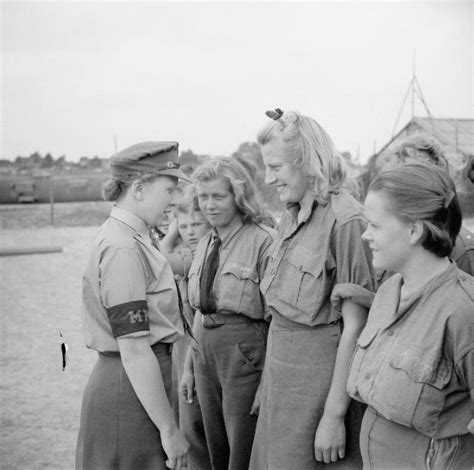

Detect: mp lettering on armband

[106,300,150,338]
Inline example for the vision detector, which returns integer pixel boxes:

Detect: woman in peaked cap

[76,142,190,470]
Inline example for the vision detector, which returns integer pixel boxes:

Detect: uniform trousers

[193,316,268,470]
[76,342,172,470]
[360,406,474,470]
[250,313,364,470]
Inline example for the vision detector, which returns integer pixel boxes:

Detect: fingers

[165,457,176,468]
[315,446,344,463]
[315,449,323,462]
[338,447,345,460]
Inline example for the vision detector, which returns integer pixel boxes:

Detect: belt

[201,312,257,329]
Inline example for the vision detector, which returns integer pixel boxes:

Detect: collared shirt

[81,206,183,352]
[260,190,376,326]
[347,263,474,439]
[188,220,275,320]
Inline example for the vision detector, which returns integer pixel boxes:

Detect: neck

[215,215,243,240]
[399,250,450,296]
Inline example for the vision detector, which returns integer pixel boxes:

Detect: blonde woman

[250,110,376,469]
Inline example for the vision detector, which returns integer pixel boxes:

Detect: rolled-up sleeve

[330,217,376,311]
[100,246,150,338]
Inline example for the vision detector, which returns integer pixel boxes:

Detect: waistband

[201,312,264,329]
[271,311,342,331]
[99,342,173,357]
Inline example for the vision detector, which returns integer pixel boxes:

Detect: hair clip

[443,190,455,209]
[265,108,284,120]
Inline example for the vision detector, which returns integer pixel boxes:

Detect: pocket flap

[221,261,258,282]
[286,247,323,276]
[390,352,452,389]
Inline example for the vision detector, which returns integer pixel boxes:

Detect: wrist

[160,420,179,437]
[322,406,346,420]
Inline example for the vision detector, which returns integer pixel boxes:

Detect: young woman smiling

[250,110,376,470]
[183,157,275,470]
[348,163,474,469]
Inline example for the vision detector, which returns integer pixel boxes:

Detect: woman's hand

[179,370,195,404]
[161,427,189,469]
[314,412,346,464]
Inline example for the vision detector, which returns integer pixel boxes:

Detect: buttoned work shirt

[81,206,184,352]
[260,190,376,326]
[188,220,275,320]
[347,263,474,439]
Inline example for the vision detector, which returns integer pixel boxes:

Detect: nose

[265,168,276,185]
[206,197,217,210]
[361,226,371,242]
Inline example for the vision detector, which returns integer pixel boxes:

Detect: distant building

[359,117,474,216]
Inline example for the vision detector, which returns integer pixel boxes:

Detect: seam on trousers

[446,435,460,470]
[366,411,377,470]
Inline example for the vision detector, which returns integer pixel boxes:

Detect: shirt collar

[287,199,318,226]
[110,206,150,239]
[212,216,244,248]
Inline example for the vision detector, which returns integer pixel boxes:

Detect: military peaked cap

[110,141,189,181]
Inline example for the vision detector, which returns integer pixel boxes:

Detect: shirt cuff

[330,283,375,310]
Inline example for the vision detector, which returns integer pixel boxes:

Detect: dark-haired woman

[348,163,474,469]
[76,142,189,470]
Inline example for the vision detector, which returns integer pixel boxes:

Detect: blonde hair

[192,157,263,224]
[257,110,347,204]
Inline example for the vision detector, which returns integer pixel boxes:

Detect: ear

[408,220,424,246]
[131,180,144,201]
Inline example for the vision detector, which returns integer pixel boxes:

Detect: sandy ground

[0,226,98,469]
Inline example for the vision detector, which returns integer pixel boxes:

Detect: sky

[1,0,472,163]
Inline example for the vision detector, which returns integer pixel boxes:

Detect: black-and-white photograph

[1,1,473,469]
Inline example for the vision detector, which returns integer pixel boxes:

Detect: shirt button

[387,331,394,337]
[365,372,371,380]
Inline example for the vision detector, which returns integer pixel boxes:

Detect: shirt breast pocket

[218,262,259,313]
[376,350,452,433]
[283,248,325,314]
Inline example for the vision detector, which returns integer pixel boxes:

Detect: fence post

[49,173,54,225]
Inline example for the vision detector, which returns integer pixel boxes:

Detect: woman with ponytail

[348,163,474,469]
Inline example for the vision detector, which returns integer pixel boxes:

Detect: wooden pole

[49,173,54,225]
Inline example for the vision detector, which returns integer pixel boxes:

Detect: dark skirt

[75,343,173,470]
[250,313,364,470]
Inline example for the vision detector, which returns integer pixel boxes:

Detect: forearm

[324,301,368,418]
[119,337,177,435]
[183,344,194,374]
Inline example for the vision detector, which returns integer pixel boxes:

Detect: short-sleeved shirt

[347,263,474,439]
[260,190,376,326]
[188,219,275,320]
[81,206,184,352]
